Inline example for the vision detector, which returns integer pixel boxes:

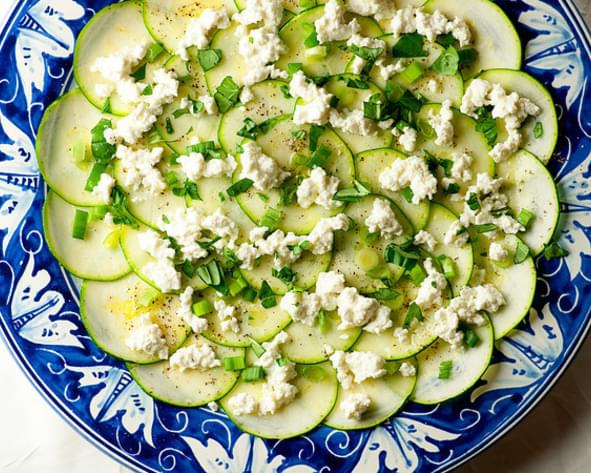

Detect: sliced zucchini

[477,69,558,164]
[43,192,130,281]
[353,279,441,360]
[218,80,295,153]
[81,273,190,363]
[282,314,361,364]
[324,75,392,154]
[423,0,522,78]
[421,203,473,295]
[143,0,236,54]
[411,315,494,404]
[277,7,382,78]
[205,22,247,94]
[74,0,157,115]
[496,149,559,255]
[331,195,412,292]
[356,148,430,230]
[128,335,242,406]
[36,90,108,206]
[220,360,338,439]
[324,360,416,430]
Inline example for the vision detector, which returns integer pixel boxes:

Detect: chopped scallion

[241,366,266,382]
[192,299,213,316]
[438,360,453,379]
[72,209,89,240]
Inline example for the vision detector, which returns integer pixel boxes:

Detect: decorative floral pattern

[0,1,590,472]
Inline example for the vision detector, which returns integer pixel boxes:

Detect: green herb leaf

[338,75,370,89]
[90,119,116,164]
[475,223,497,233]
[462,327,481,348]
[467,192,481,211]
[431,46,460,75]
[517,208,535,228]
[333,179,371,203]
[474,107,498,146]
[109,186,138,228]
[403,302,423,328]
[198,48,222,72]
[306,144,331,168]
[392,33,428,58]
[514,239,530,264]
[260,207,282,230]
[214,76,241,113]
[130,63,146,81]
[533,121,544,139]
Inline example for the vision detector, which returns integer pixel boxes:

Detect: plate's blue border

[0,1,589,472]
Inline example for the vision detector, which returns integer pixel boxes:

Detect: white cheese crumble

[414,258,448,311]
[414,230,437,252]
[239,142,290,191]
[178,286,208,334]
[428,99,454,147]
[169,342,221,372]
[329,108,377,136]
[314,0,360,44]
[177,9,230,60]
[443,220,470,247]
[162,207,208,261]
[365,198,404,238]
[315,270,346,310]
[394,327,409,344]
[208,401,219,412]
[202,209,240,251]
[139,229,175,260]
[342,392,372,420]
[280,290,322,326]
[228,392,258,416]
[399,362,416,377]
[337,287,392,333]
[234,0,283,28]
[115,145,165,201]
[91,173,115,203]
[329,350,387,389]
[394,126,418,153]
[178,152,237,181]
[449,152,473,184]
[126,313,168,360]
[379,156,437,204]
[289,71,334,126]
[214,299,240,333]
[375,57,406,81]
[237,24,286,86]
[390,8,472,47]
[308,213,350,255]
[489,242,508,261]
[142,259,181,293]
[346,0,394,20]
[297,167,342,209]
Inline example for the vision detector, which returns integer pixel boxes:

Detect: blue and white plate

[0,1,590,471]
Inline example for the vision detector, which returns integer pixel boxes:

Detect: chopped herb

[164,171,179,186]
[317,310,329,334]
[280,84,292,99]
[260,207,282,230]
[475,223,497,233]
[145,42,164,63]
[257,192,269,202]
[198,48,222,71]
[514,239,530,264]
[338,75,370,89]
[303,23,319,48]
[287,63,303,76]
[363,94,389,121]
[306,144,331,168]
[474,107,498,146]
[445,182,460,194]
[101,97,112,114]
[437,33,456,48]
[172,108,189,118]
[467,192,481,211]
[517,208,535,228]
[398,89,424,113]
[109,186,138,228]
[241,366,266,382]
[392,33,428,58]
[90,119,116,164]
[250,338,265,357]
[242,286,258,302]
[333,179,371,203]
[401,187,414,203]
[437,255,456,279]
[272,266,296,285]
[384,243,421,270]
[142,84,153,96]
[458,48,478,67]
[84,163,107,191]
[407,264,427,285]
[279,176,302,207]
[72,209,89,240]
[403,302,423,328]
[130,63,146,81]
[259,280,277,308]
[349,43,384,62]
[463,327,481,348]
[291,129,307,140]
[172,179,201,202]
[431,46,460,75]
[214,76,241,113]
[371,288,400,301]
[182,260,194,278]
[533,121,544,139]
[438,360,453,379]
[223,355,246,371]
[309,124,325,151]
[165,117,174,134]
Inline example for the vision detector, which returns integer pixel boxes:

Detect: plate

[0,1,590,471]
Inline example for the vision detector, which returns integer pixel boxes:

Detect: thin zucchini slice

[43,192,130,281]
[36,90,108,206]
[74,0,157,115]
[477,69,558,164]
[356,148,431,230]
[128,335,243,406]
[424,0,522,78]
[81,273,190,363]
[220,360,338,439]
[324,360,416,430]
[411,316,494,404]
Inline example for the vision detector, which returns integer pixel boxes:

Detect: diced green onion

[101,97,112,113]
[475,223,497,233]
[438,360,453,379]
[224,355,246,371]
[437,255,456,279]
[138,286,160,307]
[226,178,254,197]
[192,299,213,316]
[89,205,109,221]
[403,302,423,328]
[259,280,277,308]
[446,183,460,194]
[72,209,89,240]
[260,207,282,230]
[84,163,107,192]
[229,276,248,296]
[463,328,480,348]
[102,229,120,249]
[401,187,414,203]
[243,286,258,302]
[317,310,329,334]
[513,239,530,264]
[407,264,427,285]
[416,118,435,139]
[533,121,544,139]
[398,61,424,85]
[276,356,288,367]
[145,42,164,63]
[517,208,535,228]
[130,63,146,81]
[241,366,266,382]
[287,63,303,76]
[164,172,178,186]
[197,48,222,71]
[291,129,307,140]
[371,288,400,301]
[250,338,266,357]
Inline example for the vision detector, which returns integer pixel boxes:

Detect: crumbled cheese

[346,33,386,51]
[208,401,219,412]
[308,213,350,255]
[178,153,237,181]
[177,9,230,60]
[314,0,360,44]
[256,331,290,368]
[169,342,221,371]
[329,350,387,389]
[428,99,454,147]
[342,392,372,420]
[390,8,471,47]
[329,108,377,136]
[379,156,437,204]
[399,362,416,377]
[395,126,418,153]
[162,207,208,261]
[91,173,115,203]
[449,152,473,184]
[489,242,508,261]
[199,95,218,115]
[280,291,322,326]
[346,0,394,20]
[143,260,181,293]
[297,167,342,209]
[415,258,447,310]
[239,86,254,104]
[350,56,365,75]
[239,142,290,191]
[178,286,208,334]
[315,270,346,311]
[237,24,286,86]
[375,57,406,80]
[249,228,304,270]
[336,287,392,333]
[139,229,175,260]
[214,299,240,333]
[126,313,168,359]
[490,128,523,163]
[365,198,404,238]
[444,220,469,247]
[202,209,240,251]
[460,78,492,117]
[115,145,165,200]
[414,230,437,252]
[394,327,409,344]
[234,0,283,27]
[289,71,334,125]
[236,242,260,270]
[228,392,258,416]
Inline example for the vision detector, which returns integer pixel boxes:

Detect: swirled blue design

[0,1,590,471]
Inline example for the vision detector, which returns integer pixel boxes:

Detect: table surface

[1,1,590,472]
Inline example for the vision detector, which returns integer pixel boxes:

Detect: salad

[36,0,565,439]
